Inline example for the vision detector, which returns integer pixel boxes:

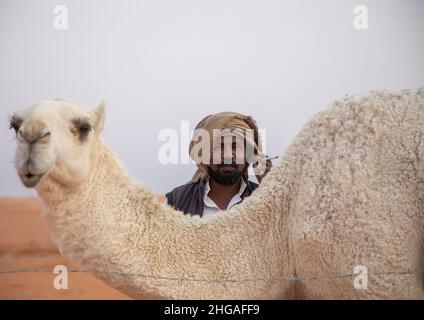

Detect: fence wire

[0,257,422,283]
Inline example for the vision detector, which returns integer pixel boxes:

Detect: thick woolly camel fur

[10,88,424,299]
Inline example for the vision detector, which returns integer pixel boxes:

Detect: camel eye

[70,118,92,141]
[71,118,92,140]
[78,123,92,136]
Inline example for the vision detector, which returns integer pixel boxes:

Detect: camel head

[10,99,105,188]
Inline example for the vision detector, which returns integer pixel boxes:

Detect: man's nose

[221,148,237,164]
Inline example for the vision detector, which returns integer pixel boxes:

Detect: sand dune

[0,198,130,300]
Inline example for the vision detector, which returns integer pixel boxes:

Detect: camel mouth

[19,172,44,188]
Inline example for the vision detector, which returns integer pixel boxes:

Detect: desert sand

[0,197,131,299]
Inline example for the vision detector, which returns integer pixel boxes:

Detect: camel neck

[33,137,293,299]
[36,138,155,214]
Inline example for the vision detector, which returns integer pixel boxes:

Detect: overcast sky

[1,0,423,197]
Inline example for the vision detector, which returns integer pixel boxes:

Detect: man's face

[207,135,248,186]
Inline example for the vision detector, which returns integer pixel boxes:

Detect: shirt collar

[203,178,247,209]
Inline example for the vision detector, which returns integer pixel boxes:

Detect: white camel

[10,88,424,299]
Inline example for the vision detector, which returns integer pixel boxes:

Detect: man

[165,112,272,217]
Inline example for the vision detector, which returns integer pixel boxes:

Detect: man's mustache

[217,163,238,168]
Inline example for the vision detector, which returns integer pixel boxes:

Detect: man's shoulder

[166,181,200,195]
[165,181,203,204]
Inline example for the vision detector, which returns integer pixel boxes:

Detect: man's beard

[207,164,246,186]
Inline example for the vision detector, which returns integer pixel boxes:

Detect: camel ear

[93,101,106,134]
